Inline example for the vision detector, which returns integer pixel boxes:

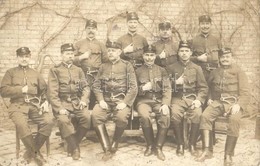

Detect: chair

[16,120,50,159]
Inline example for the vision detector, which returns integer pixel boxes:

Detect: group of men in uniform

[0,11,249,166]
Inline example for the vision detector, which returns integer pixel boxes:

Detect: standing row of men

[0,12,249,166]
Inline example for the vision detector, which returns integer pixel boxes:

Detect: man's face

[219,53,233,66]
[107,48,121,62]
[61,50,74,64]
[143,53,156,66]
[159,28,172,39]
[86,26,97,39]
[199,21,211,34]
[178,47,192,61]
[127,20,138,33]
[17,54,31,67]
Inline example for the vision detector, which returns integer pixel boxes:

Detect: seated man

[195,48,250,166]
[0,47,54,166]
[166,41,208,156]
[92,40,138,161]
[135,45,171,161]
[47,43,91,160]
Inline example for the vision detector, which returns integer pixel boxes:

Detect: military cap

[199,15,212,23]
[16,47,31,56]
[85,19,97,28]
[144,45,156,53]
[127,12,139,21]
[178,40,192,49]
[218,47,232,56]
[158,21,171,30]
[106,40,122,49]
[61,43,75,52]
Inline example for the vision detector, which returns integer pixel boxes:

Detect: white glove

[59,109,69,115]
[123,43,134,53]
[192,100,202,108]
[159,104,170,115]
[40,101,49,113]
[79,101,87,110]
[99,100,108,110]
[207,99,214,106]
[231,104,240,115]
[116,102,127,110]
[142,82,152,91]
[22,85,28,93]
[175,74,184,85]
[159,50,166,59]
[197,53,208,62]
[79,51,91,60]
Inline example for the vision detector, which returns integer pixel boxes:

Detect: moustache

[88,32,94,35]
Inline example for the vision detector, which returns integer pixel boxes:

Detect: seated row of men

[0,37,249,166]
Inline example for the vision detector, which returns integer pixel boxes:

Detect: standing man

[74,19,108,109]
[117,12,149,68]
[0,47,54,165]
[166,41,208,156]
[135,45,172,161]
[195,48,249,166]
[153,21,178,68]
[92,40,138,161]
[191,15,222,80]
[48,43,91,160]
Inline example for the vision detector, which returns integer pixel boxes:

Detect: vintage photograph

[0,0,259,165]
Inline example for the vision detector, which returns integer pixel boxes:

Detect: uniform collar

[144,63,154,69]
[62,62,73,68]
[18,65,29,69]
[86,37,96,41]
[160,37,171,43]
[128,31,137,36]
[179,59,191,66]
[200,33,210,38]
[111,58,121,65]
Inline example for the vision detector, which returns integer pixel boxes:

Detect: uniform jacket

[208,64,250,110]
[92,59,138,106]
[136,64,172,106]
[166,60,208,103]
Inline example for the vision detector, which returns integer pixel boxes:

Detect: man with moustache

[166,41,208,156]
[135,45,171,161]
[195,48,249,166]
[47,43,91,160]
[153,21,178,68]
[191,15,222,80]
[74,19,108,109]
[92,40,138,161]
[117,12,148,68]
[0,47,54,165]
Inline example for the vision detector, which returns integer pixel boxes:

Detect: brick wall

[0,0,259,113]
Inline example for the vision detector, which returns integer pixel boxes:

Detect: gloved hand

[159,50,166,59]
[22,85,28,93]
[79,51,91,60]
[59,109,69,115]
[99,100,108,110]
[40,100,49,113]
[175,74,184,85]
[159,104,170,115]
[123,43,134,53]
[207,99,214,105]
[231,104,240,114]
[79,101,87,110]
[116,102,127,110]
[142,82,152,91]
[192,100,202,108]
[197,53,208,62]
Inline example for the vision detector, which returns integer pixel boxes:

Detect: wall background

[0,0,259,117]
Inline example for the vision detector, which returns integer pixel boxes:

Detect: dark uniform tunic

[166,61,208,124]
[117,33,148,68]
[47,63,91,138]
[136,64,172,128]
[0,66,54,138]
[191,33,222,80]
[92,59,138,128]
[153,38,178,67]
[200,64,250,137]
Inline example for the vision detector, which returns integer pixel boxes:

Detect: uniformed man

[0,47,54,165]
[166,41,208,156]
[153,21,178,67]
[74,19,108,109]
[117,12,149,68]
[195,48,250,166]
[135,45,171,161]
[47,43,91,160]
[92,40,138,161]
[191,15,222,80]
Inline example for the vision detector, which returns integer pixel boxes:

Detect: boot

[65,135,80,160]
[189,123,200,156]
[155,127,168,161]
[35,133,48,162]
[95,124,112,161]
[224,136,238,166]
[75,126,87,146]
[142,127,154,156]
[111,126,125,153]
[172,122,184,156]
[195,130,213,162]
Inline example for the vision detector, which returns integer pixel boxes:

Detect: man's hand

[159,50,166,59]
[116,102,127,110]
[59,109,69,115]
[197,53,208,62]
[79,101,87,110]
[207,99,214,106]
[175,74,184,85]
[231,104,240,115]
[142,82,152,91]
[79,51,91,60]
[192,100,202,108]
[159,104,170,115]
[22,85,28,93]
[123,43,134,53]
[40,101,49,113]
[99,100,108,110]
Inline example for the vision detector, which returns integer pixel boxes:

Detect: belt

[85,67,99,77]
[59,93,79,102]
